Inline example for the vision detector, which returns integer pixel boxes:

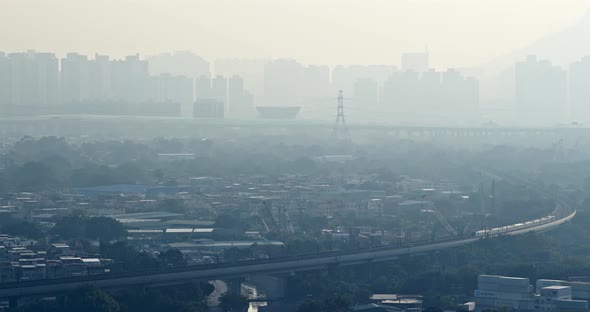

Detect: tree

[68,288,120,312]
[10,161,57,191]
[222,247,242,262]
[323,296,352,312]
[99,241,159,271]
[70,165,125,187]
[197,281,215,300]
[52,215,86,239]
[352,287,372,305]
[158,198,185,213]
[153,168,165,181]
[0,216,44,239]
[218,293,248,312]
[296,296,352,312]
[53,215,126,241]
[85,217,127,241]
[297,299,323,312]
[158,248,186,267]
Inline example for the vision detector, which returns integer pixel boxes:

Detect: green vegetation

[289,208,590,310]
[99,241,159,271]
[297,296,352,312]
[8,282,214,312]
[0,216,43,239]
[2,135,590,312]
[53,215,127,241]
[218,293,249,312]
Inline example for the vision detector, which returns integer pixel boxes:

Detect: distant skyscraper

[441,69,479,120]
[110,54,149,103]
[88,54,112,100]
[195,76,212,100]
[332,65,395,96]
[264,59,304,107]
[60,52,90,104]
[214,58,265,105]
[3,51,59,112]
[193,75,228,115]
[382,71,420,118]
[8,53,26,108]
[125,54,149,103]
[301,65,331,106]
[382,68,479,124]
[353,78,379,109]
[33,52,59,108]
[228,75,254,117]
[0,53,9,111]
[0,51,201,116]
[211,75,228,108]
[418,69,441,112]
[194,99,224,118]
[150,74,193,106]
[569,56,590,122]
[145,73,191,117]
[401,51,429,73]
[515,55,567,124]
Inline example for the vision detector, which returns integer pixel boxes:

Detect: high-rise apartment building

[569,56,590,122]
[515,55,567,125]
[228,75,254,117]
[60,53,90,104]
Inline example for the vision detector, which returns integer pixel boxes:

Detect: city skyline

[3,3,590,312]
[7,47,590,125]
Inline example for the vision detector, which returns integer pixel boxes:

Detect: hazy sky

[1,0,589,68]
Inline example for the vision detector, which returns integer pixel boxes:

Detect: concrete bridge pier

[227,277,245,295]
[56,295,67,308]
[247,275,287,300]
[8,296,18,308]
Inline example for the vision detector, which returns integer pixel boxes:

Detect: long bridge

[0,202,576,304]
[0,115,589,138]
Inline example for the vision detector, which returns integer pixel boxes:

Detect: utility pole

[298,202,304,228]
[490,180,496,215]
[333,90,351,142]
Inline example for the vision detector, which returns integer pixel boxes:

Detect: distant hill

[474,11,590,114]
[480,11,590,76]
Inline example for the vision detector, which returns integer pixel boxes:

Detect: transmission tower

[333,90,351,141]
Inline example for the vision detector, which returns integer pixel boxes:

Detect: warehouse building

[474,275,590,312]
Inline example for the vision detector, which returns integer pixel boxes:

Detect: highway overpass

[0,207,576,301]
[0,115,588,138]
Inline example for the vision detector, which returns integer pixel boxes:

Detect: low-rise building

[474,275,534,311]
[538,279,590,300]
[475,275,590,312]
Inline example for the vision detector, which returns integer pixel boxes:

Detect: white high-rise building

[515,55,567,125]
[88,54,112,100]
[60,52,90,104]
[569,56,590,122]
[0,53,9,110]
[228,75,254,118]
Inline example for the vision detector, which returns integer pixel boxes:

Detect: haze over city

[1,0,590,68]
[4,3,590,312]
